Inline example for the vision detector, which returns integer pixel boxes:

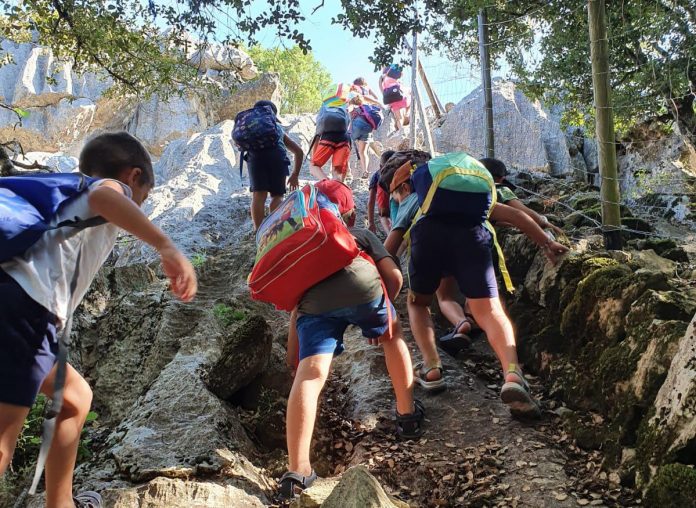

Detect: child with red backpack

[247,179,423,500]
[0,132,197,508]
[232,100,304,230]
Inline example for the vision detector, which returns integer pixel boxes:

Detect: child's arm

[505,198,564,234]
[367,187,378,232]
[490,203,569,264]
[284,134,304,191]
[287,308,299,376]
[88,182,197,301]
[376,256,402,301]
[384,229,405,257]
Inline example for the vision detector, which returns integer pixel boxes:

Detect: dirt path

[308,304,640,508]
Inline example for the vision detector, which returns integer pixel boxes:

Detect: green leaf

[13,108,29,118]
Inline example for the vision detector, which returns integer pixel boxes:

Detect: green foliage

[246,45,332,114]
[213,303,246,327]
[191,252,207,268]
[645,464,696,508]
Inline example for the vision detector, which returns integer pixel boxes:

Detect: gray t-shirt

[298,228,394,315]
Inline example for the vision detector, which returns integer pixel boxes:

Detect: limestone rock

[110,353,256,482]
[436,80,571,175]
[186,42,257,79]
[17,151,78,172]
[321,466,408,508]
[218,72,283,121]
[206,315,274,400]
[291,477,339,508]
[644,313,696,468]
[116,120,249,264]
[104,476,269,507]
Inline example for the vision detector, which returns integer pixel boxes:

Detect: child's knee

[63,375,93,418]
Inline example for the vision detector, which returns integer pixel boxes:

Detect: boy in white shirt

[0,132,197,508]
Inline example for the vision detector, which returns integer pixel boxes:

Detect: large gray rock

[320,466,408,508]
[104,477,268,508]
[218,72,283,121]
[186,41,257,79]
[643,312,696,474]
[436,80,572,175]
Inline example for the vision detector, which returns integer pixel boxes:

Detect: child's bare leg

[309,164,328,181]
[435,276,471,333]
[357,140,369,176]
[380,320,415,415]
[40,363,93,508]
[379,215,391,235]
[331,167,346,182]
[467,297,519,379]
[407,294,442,381]
[286,353,332,476]
[251,191,268,230]
[0,403,30,475]
[269,195,284,213]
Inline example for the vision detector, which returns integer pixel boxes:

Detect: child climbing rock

[279,179,423,500]
[367,150,396,234]
[381,152,568,419]
[0,132,197,508]
[232,100,304,230]
[309,103,352,182]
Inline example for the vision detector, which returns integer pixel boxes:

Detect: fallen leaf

[577,499,590,506]
[555,492,569,501]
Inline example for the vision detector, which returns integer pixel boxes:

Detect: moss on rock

[644,464,696,508]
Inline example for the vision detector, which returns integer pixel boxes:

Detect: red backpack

[248,183,360,311]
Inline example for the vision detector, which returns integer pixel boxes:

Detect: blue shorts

[296,296,395,360]
[350,117,373,142]
[0,270,58,407]
[408,216,499,299]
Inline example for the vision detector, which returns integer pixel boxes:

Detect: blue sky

[208,0,500,106]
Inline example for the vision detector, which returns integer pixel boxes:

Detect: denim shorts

[350,117,373,142]
[0,270,58,407]
[296,295,395,360]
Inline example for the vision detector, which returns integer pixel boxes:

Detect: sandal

[74,491,102,508]
[278,469,318,500]
[396,399,425,439]
[437,318,473,356]
[414,362,446,393]
[500,364,542,419]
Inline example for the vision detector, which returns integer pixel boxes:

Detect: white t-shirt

[0,179,131,330]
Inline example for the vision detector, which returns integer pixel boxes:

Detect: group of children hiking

[237,66,411,230]
[0,70,567,506]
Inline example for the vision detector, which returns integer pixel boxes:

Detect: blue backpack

[0,172,105,262]
[232,104,283,151]
[232,104,284,177]
[359,105,384,130]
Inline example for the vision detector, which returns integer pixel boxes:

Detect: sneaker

[500,364,542,419]
[278,469,318,500]
[74,491,102,508]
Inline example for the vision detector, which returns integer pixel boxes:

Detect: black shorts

[0,270,58,407]
[248,148,290,196]
[407,216,498,299]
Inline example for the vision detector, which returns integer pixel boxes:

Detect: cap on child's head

[254,100,278,115]
[479,157,507,179]
[315,179,355,215]
[389,161,414,193]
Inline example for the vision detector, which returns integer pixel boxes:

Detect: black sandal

[396,399,425,439]
[438,318,473,356]
[278,469,318,500]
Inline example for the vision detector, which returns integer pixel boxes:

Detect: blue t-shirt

[247,123,291,175]
[368,171,380,190]
[391,193,420,231]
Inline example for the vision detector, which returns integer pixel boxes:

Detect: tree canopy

[246,45,331,114]
[1,0,694,142]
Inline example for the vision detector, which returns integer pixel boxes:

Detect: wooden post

[413,83,435,153]
[588,0,622,250]
[410,31,418,149]
[417,59,444,119]
[478,8,494,158]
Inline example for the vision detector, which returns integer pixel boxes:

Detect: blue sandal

[438,318,473,356]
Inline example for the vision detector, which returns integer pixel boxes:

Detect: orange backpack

[248,184,360,311]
